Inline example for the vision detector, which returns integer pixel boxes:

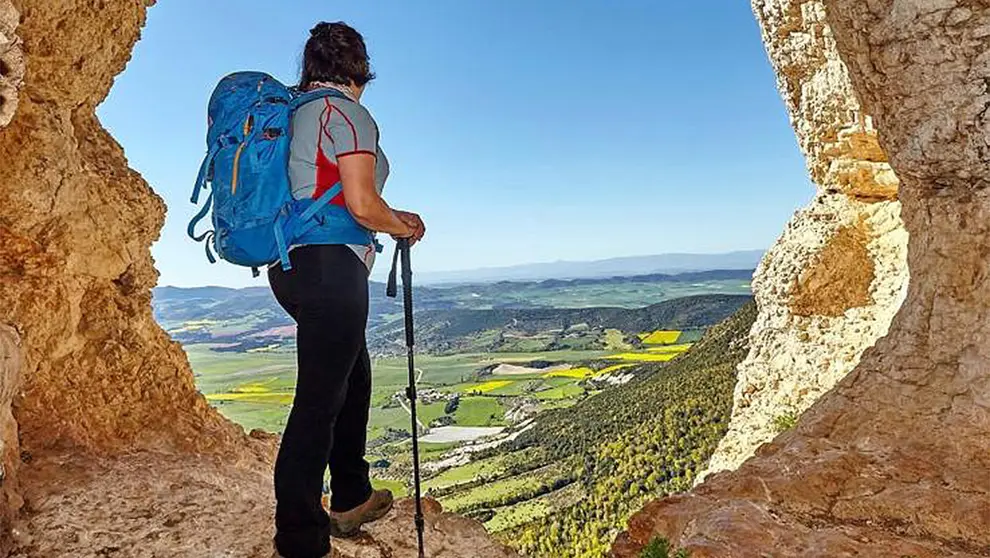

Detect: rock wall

[701,0,909,479]
[613,1,990,556]
[0,0,23,551]
[0,0,251,540]
[0,0,22,127]
[0,0,245,453]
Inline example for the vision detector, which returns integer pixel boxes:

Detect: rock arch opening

[4,0,987,557]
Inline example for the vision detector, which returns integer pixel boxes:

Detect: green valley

[154,270,755,558]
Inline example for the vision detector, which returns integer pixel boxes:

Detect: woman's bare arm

[338,153,412,237]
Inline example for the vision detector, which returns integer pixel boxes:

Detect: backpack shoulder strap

[289,87,353,110]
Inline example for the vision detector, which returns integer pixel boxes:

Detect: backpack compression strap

[191,141,221,205]
[272,182,344,272]
[188,140,223,263]
[187,189,217,264]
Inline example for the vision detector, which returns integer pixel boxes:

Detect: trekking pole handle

[399,238,413,282]
[398,238,415,349]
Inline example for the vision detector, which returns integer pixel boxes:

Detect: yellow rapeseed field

[544,367,594,379]
[231,381,274,393]
[646,343,693,353]
[641,330,682,345]
[466,380,515,393]
[206,392,294,405]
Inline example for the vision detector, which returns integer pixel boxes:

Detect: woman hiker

[269,21,426,558]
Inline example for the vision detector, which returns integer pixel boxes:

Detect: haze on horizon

[99,0,812,289]
[155,249,764,289]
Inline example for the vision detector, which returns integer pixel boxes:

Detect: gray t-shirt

[287,91,389,271]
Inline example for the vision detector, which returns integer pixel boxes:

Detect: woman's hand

[393,210,426,245]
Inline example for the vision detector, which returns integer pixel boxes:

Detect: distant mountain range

[153,269,754,326]
[409,251,765,285]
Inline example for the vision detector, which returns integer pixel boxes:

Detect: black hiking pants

[268,245,374,558]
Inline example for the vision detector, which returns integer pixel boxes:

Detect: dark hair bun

[310,22,333,38]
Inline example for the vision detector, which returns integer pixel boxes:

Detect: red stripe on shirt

[328,102,360,150]
[314,107,344,206]
[314,99,364,207]
[319,104,334,146]
[313,147,345,206]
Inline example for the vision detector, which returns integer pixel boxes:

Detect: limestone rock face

[0,0,22,128]
[613,2,990,556]
[0,0,258,544]
[0,0,246,456]
[701,0,909,479]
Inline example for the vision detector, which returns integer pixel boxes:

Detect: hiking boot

[329,489,394,538]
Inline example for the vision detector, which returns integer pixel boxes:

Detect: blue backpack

[188,71,375,275]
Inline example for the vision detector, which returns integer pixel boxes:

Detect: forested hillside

[514,303,755,556]
[423,303,757,557]
[367,294,751,354]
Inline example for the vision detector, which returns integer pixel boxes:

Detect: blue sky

[98,1,812,288]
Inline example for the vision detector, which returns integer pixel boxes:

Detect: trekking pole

[386,238,426,558]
